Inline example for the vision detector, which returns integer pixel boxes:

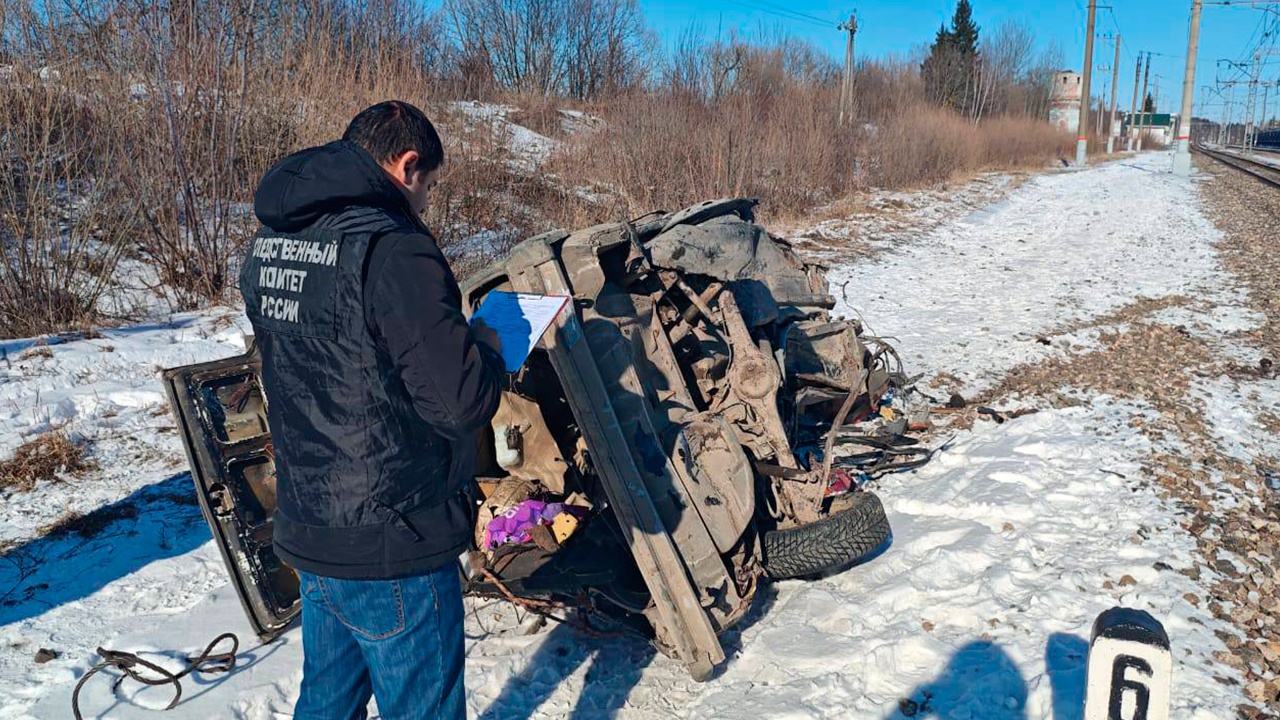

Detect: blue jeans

[294,565,465,720]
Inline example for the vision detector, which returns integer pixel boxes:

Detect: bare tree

[445,0,646,98]
[565,0,650,100]
[971,21,1035,121]
[662,24,707,98]
[446,0,567,95]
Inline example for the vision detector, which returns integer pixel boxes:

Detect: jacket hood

[253,140,412,232]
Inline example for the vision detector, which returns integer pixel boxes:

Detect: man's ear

[383,150,421,188]
[398,151,420,185]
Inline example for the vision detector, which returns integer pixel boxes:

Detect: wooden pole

[1107,34,1121,153]
[1127,53,1143,150]
[838,13,857,127]
[1136,55,1151,151]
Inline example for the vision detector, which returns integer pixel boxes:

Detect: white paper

[470,291,570,372]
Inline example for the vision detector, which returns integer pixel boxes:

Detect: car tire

[761,491,891,580]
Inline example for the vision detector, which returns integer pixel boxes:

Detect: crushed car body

[164,197,930,681]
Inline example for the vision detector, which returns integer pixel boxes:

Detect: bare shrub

[0,430,94,493]
[505,93,572,138]
[975,116,1076,169]
[0,75,133,337]
[1139,131,1168,151]
[2,0,483,312]
[555,70,1073,222]
[554,85,856,220]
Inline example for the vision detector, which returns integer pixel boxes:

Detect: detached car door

[163,350,300,640]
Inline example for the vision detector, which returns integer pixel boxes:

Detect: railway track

[1194,145,1280,189]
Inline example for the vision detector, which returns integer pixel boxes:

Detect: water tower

[1049,70,1082,134]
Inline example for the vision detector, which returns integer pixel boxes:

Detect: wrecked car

[164,198,922,681]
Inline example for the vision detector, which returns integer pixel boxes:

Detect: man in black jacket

[240,101,503,720]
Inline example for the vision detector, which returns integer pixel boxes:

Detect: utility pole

[1128,53,1144,151]
[1244,50,1261,151]
[838,13,857,127]
[1199,84,1222,144]
[1108,34,1122,153]
[1154,75,1163,142]
[1095,33,1114,138]
[1136,54,1151,151]
[1264,83,1272,132]
[1222,82,1235,145]
[1173,0,1202,175]
[1076,0,1098,166]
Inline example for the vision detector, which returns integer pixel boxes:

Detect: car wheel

[761,491,891,580]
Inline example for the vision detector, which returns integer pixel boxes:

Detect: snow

[445,101,602,174]
[1194,372,1280,468]
[0,311,251,544]
[786,173,1025,263]
[449,102,559,169]
[0,150,1262,719]
[827,155,1229,394]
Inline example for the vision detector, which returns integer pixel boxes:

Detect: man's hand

[470,318,503,357]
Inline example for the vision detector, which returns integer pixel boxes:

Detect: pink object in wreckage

[484,500,586,550]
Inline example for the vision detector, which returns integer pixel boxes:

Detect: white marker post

[1084,607,1172,720]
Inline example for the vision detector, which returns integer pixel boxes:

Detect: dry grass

[554,90,1074,224]
[505,93,576,139]
[867,107,1073,190]
[1138,131,1169,151]
[0,430,94,493]
[552,87,856,220]
[16,344,53,362]
[37,503,139,541]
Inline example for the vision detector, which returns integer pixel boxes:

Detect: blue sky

[635,0,1273,120]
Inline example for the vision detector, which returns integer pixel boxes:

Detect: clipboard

[470,291,571,372]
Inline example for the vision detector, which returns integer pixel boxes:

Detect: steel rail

[1193,145,1280,189]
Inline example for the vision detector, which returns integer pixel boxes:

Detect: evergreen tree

[1142,92,1156,113]
[950,0,979,55]
[922,0,982,110]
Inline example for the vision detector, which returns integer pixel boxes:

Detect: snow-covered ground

[826,155,1230,395]
[448,101,600,171]
[1,151,1266,719]
[450,101,559,170]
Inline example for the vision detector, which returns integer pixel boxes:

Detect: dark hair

[343,101,444,173]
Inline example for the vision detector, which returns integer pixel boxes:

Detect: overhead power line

[720,0,838,29]
[1104,6,1136,63]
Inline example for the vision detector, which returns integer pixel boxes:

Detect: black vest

[240,206,474,579]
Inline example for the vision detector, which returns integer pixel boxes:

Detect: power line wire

[719,0,837,29]
[1104,5,1134,64]
[744,0,837,26]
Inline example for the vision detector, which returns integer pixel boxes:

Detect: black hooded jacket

[240,140,504,579]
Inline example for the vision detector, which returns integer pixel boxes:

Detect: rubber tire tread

[761,492,891,580]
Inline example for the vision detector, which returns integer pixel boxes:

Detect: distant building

[1123,112,1177,145]
[1049,70,1082,134]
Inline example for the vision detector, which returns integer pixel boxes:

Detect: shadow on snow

[883,632,1089,720]
[0,472,210,627]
